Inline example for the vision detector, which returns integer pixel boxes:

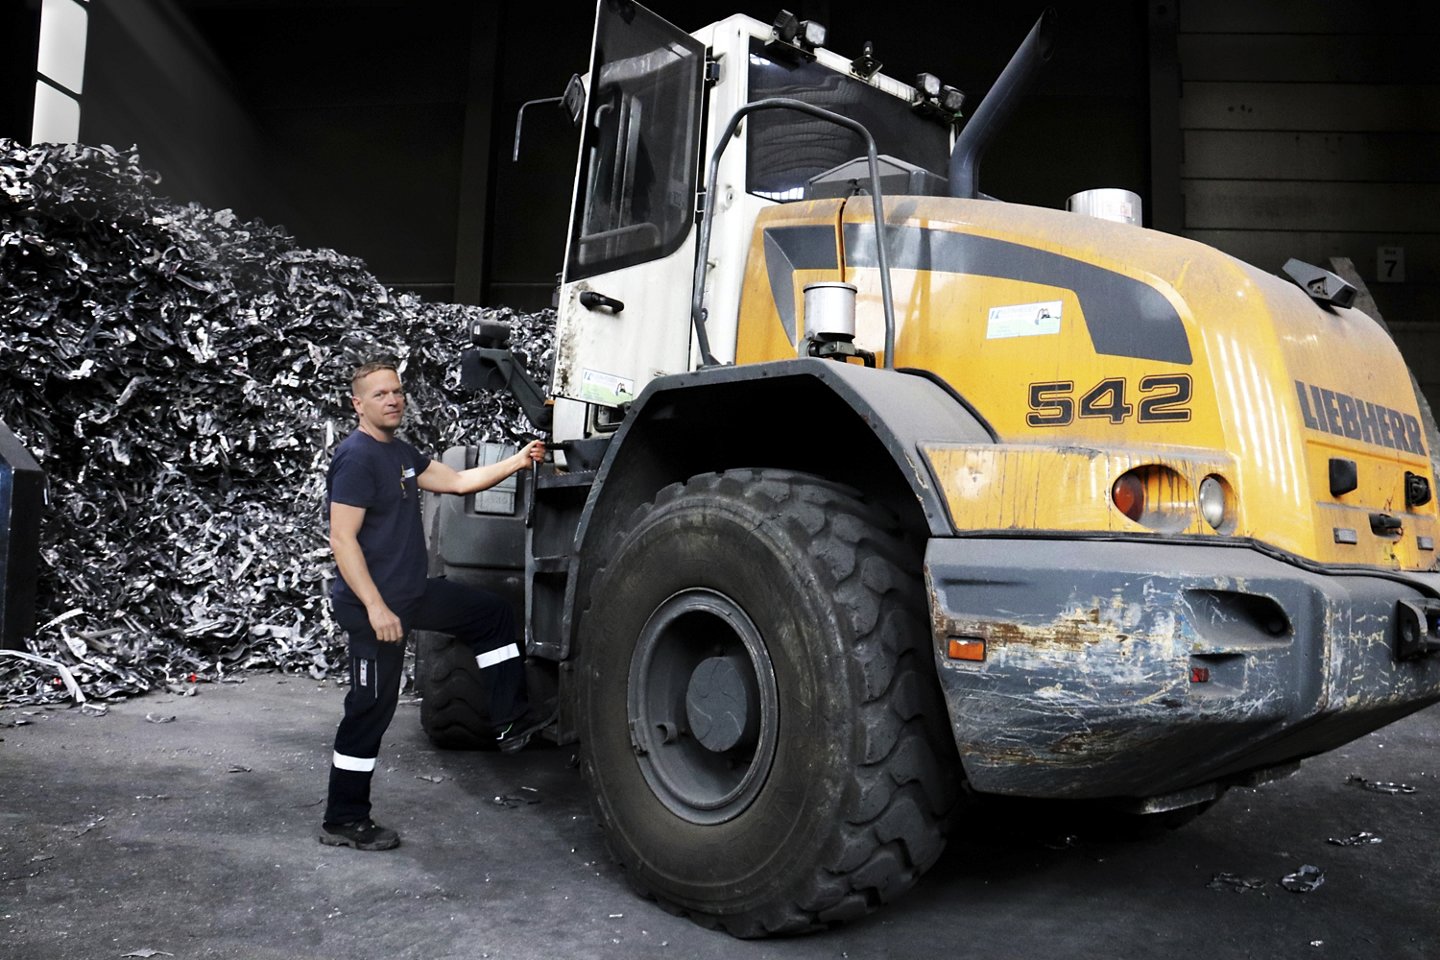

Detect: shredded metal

[1326,831,1383,846]
[1279,864,1325,893]
[1206,872,1267,893]
[0,141,553,706]
[1345,775,1418,795]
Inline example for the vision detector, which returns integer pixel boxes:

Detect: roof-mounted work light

[913,72,965,122]
[768,9,826,61]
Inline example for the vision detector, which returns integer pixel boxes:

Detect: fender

[544,357,996,660]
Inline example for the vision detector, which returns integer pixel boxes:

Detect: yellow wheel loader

[421,1,1440,936]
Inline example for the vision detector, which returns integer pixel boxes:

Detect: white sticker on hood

[987,300,1062,339]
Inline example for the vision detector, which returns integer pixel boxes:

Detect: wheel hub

[685,656,754,752]
[627,589,779,824]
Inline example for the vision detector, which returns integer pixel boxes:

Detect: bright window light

[37,0,89,94]
[32,81,81,144]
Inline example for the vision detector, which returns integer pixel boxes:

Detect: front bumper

[926,537,1440,799]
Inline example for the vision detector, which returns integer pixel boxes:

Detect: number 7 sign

[1377,246,1405,284]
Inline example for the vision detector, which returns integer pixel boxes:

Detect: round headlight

[1110,465,1192,532]
[1198,475,1227,529]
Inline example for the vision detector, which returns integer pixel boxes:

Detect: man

[320,359,547,851]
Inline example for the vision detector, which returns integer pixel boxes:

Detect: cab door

[552,0,706,409]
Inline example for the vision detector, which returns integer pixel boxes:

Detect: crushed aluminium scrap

[0,141,553,705]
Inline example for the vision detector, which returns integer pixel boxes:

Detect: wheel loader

[417,1,1440,937]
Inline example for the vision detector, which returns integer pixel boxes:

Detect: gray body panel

[434,443,523,571]
[927,536,1440,799]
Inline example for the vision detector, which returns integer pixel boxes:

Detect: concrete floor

[1,675,1436,960]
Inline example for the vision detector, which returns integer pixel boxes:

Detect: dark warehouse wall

[2,1,42,143]
[80,0,300,235]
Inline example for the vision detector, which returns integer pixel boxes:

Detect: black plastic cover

[1329,457,1358,497]
[0,421,44,650]
[806,154,948,200]
[1283,258,1357,309]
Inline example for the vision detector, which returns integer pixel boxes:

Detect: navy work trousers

[325,577,526,825]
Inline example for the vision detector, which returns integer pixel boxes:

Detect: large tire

[577,469,959,936]
[417,630,497,750]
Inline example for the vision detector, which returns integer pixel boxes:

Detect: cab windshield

[745,39,952,201]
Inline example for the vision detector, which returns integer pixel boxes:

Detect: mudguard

[541,357,994,660]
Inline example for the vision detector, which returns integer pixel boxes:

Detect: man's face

[352,368,405,434]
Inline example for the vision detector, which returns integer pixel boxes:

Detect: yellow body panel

[923,444,1237,536]
[735,197,1438,570]
[734,200,846,365]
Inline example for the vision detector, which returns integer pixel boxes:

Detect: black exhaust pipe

[948,8,1058,199]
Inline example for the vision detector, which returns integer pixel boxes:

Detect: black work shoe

[318,818,400,851]
[495,708,557,755]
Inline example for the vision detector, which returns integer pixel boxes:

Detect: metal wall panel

[1181,130,1440,182]
[1172,0,1440,404]
[1179,82,1440,132]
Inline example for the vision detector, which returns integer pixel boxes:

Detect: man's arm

[329,501,404,643]
[416,439,545,495]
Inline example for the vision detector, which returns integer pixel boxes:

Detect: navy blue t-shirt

[327,430,431,609]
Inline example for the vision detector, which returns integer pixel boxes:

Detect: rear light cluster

[1111,466,1234,532]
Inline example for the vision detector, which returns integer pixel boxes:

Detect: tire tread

[579,468,959,936]
[418,631,496,750]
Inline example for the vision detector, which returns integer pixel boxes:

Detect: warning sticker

[986,300,1062,340]
[578,368,635,406]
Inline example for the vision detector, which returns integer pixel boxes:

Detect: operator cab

[548,3,958,442]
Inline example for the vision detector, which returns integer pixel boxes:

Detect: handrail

[689,97,897,368]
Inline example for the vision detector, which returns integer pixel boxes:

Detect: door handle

[579,290,625,313]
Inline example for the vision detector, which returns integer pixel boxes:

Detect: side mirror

[461,322,553,431]
[472,319,511,349]
[562,74,585,125]
[512,75,586,162]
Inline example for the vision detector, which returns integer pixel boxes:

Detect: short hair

[351,360,399,397]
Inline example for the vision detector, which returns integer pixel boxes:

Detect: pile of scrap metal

[0,140,551,705]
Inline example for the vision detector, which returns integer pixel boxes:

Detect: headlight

[1110,465,1191,532]
[1198,475,1229,529]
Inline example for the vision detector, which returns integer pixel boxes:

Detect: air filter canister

[1066,188,1142,226]
[803,281,857,344]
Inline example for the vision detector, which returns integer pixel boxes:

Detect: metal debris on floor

[0,140,551,707]
[1279,864,1325,893]
[1345,775,1417,795]
[1207,872,1268,893]
[1326,831,1383,846]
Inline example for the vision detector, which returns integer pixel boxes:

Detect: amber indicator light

[948,637,986,661]
[1112,473,1146,522]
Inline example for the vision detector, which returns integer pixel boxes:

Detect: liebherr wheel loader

[418,1,1440,937]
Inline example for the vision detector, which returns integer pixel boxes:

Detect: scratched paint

[926,537,1440,799]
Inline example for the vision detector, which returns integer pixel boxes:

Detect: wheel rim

[627,588,780,825]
